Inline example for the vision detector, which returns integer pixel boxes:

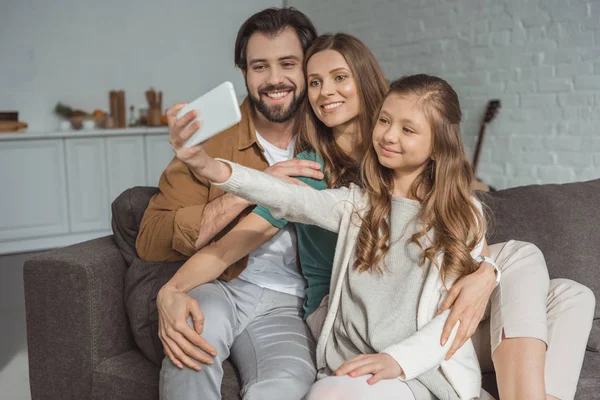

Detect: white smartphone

[177,81,242,148]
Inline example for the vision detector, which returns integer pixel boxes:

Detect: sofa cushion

[124,258,182,365]
[111,186,182,364]
[480,179,599,349]
[92,350,158,400]
[111,186,159,265]
[575,350,600,399]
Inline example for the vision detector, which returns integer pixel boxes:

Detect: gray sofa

[24,179,600,400]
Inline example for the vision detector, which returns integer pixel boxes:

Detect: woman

[163,34,594,399]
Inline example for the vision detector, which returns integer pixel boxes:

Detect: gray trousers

[159,278,317,400]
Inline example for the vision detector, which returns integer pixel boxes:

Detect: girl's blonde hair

[295,33,389,188]
[356,74,486,282]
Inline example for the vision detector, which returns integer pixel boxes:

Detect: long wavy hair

[295,33,389,188]
[355,74,486,282]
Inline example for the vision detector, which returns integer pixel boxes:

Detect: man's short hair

[234,8,317,71]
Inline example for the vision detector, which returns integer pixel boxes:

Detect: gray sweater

[324,196,459,399]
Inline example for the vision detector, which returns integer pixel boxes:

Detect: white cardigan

[214,160,483,399]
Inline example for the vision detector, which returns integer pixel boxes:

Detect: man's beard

[246,82,306,123]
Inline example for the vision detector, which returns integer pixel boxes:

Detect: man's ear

[242,69,247,79]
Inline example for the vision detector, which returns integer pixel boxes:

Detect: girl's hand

[167,104,211,172]
[334,353,403,385]
[166,104,231,182]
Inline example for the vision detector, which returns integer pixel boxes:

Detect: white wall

[289,0,600,189]
[0,0,280,132]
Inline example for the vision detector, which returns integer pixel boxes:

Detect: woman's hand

[334,353,403,385]
[437,260,497,360]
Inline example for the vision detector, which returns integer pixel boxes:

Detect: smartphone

[177,81,242,148]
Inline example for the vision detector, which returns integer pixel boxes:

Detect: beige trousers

[471,240,595,400]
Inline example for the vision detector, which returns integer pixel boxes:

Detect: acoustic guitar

[472,99,501,192]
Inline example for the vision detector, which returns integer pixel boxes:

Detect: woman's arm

[437,240,498,359]
[164,212,281,293]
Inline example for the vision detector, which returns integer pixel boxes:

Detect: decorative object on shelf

[53,102,94,130]
[0,111,18,122]
[472,99,501,192]
[0,111,28,133]
[138,107,148,126]
[145,88,164,126]
[83,119,96,130]
[128,105,137,127]
[109,90,126,128]
[92,109,106,128]
[0,121,28,133]
[59,120,71,131]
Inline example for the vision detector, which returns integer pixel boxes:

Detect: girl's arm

[209,159,351,233]
[381,309,459,381]
[176,136,350,232]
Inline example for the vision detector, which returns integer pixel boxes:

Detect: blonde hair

[355,74,486,282]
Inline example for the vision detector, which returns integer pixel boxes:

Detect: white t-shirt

[235,132,307,298]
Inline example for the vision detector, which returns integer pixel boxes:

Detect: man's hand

[157,284,217,370]
[335,353,403,385]
[437,262,497,360]
[264,159,324,186]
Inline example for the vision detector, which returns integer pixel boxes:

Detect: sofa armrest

[24,235,135,400]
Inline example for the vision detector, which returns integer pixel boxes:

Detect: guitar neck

[472,124,487,175]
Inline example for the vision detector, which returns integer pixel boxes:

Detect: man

[136,8,322,400]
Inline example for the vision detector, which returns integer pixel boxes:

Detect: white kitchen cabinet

[66,138,110,232]
[107,136,147,205]
[144,134,175,187]
[0,140,69,243]
[0,128,169,255]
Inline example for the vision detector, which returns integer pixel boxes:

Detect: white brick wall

[289,0,600,189]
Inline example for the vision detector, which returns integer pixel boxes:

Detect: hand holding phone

[175,81,242,148]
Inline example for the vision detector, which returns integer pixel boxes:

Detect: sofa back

[480,178,599,325]
[111,179,600,363]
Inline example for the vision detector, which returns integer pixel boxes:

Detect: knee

[304,381,346,400]
[244,370,316,400]
[509,241,545,264]
[184,314,232,354]
[502,240,550,283]
[550,279,596,319]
